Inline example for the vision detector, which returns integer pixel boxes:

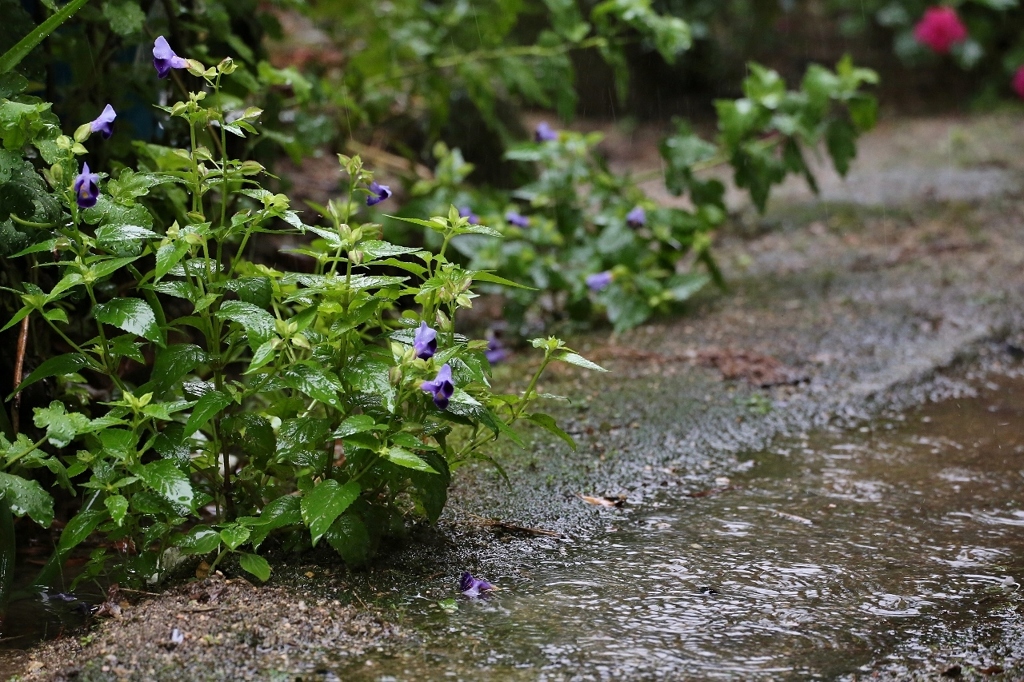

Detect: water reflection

[347,377,1024,680]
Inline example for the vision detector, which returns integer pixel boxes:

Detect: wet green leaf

[150,344,207,396]
[0,471,53,526]
[178,526,222,555]
[216,300,276,351]
[182,389,232,438]
[526,412,576,450]
[324,513,370,565]
[554,351,607,372]
[104,494,129,526]
[33,401,90,448]
[384,447,438,473]
[57,509,105,551]
[301,479,360,546]
[239,553,271,581]
[94,297,162,345]
[280,363,343,409]
[11,353,88,396]
[134,459,194,514]
[219,524,251,550]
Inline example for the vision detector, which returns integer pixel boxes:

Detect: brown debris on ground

[694,348,807,387]
[20,575,401,681]
[589,345,805,387]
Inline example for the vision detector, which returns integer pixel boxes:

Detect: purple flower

[366,181,392,206]
[626,206,646,228]
[586,271,613,292]
[421,364,454,410]
[459,572,495,597]
[458,206,479,225]
[413,321,437,360]
[89,104,117,140]
[505,211,530,228]
[74,162,100,209]
[534,121,558,143]
[485,336,507,365]
[153,36,189,79]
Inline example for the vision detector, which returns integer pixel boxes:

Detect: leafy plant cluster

[824,0,1024,99]
[0,43,603,588]
[399,57,879,333]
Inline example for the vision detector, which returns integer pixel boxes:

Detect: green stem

[8,214,57,229]
[0,0,92,74]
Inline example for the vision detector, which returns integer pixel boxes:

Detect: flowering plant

[0,36,601,588]
[402,58,878,334]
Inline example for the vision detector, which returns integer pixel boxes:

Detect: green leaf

[95,224,158,255]
[331,415,384,439]
[384,447,438,473]
[182,389,232,438]
[219,524,251,550]
[526,413,576,450]
[250,495,301,548]
[150,344,207,396]
[57,509,105,551]
[554,351,607,372]
[104,494,129,526]
[300,479,360,547]
[154,242,189,280]
[0,471,53,526]
[94,297,163,345]
[239,553,272,581]
[280,363,343,409]
[178,526,222,555]
[11,353,87,397]
[470,270,536,290]
[216,300,276,352]
[218,277,272,308]
[33,401,90,448]
[825,119,858,176]
[324,513,370,565]
[102,0,146,36]
[134,459,194,514]
[666,273,711,302]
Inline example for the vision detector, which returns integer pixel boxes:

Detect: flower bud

[74,123,92,144]
[240,160,264,176]
[186,60,207,77]
[217,57,237,75]
[49,164,63,184]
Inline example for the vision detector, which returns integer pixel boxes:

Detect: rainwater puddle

[343,376,1024,680]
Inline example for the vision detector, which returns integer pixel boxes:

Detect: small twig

[117,588,162,596]
[12,314,29,435]
[183,606,221,613]
[466,513,562,538]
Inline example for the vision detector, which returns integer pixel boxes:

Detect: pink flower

[913,7,968,54]
[1013,67,1024,100]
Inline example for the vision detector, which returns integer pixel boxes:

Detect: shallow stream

[340,375,1024,680]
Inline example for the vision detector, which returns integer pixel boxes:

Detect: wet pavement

[334,375,1024,680]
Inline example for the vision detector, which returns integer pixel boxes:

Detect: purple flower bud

[153,36,189,79]
[74,162,100,209]
[420,363,454,410]
[413,321,437,360]
[586,271,613,292]
[458,206,479,225]
[89,104,117,140]
[366,181,392,206]
[485,336,507,365]
[459,572,495,597]
[505,211,530,228]
[534,121,558,143]
[626,206,646,228]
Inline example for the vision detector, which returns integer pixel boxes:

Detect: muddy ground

[6,113,1024,681]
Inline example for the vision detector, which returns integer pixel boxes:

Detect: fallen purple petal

[459,571,495,597]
